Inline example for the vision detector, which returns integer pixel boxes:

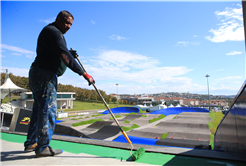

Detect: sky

[1,0,245,96]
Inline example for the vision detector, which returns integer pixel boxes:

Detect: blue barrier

[113,135,158,146]
[56,120,63,124]
[230,107,246,116]
[101,107,140,114]
[150,107,209,116]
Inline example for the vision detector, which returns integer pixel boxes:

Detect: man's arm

[60,53,69,66]
[60,52,95,85]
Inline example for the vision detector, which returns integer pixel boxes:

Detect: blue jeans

[24,67,57,154]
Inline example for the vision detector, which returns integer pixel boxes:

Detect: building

[183,98,199,106]
[12,92,75,110]
[120,94,154,105]
[110,93,120,100]
[210,100,228,106]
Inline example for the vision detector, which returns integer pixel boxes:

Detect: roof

[0,78,28,99]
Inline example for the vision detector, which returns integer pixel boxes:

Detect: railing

[0,103,17,114]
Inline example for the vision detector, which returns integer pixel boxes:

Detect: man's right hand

[82,72,95,86]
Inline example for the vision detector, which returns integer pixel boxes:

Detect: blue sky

[1,0,245,96]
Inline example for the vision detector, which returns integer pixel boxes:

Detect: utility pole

[205,74,210,111]
[116,83,119,107]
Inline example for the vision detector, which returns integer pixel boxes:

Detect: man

[24,11,94,157]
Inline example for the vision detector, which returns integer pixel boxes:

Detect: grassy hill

[61,100,134,112]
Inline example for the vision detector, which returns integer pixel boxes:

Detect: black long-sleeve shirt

[32,22,84,77]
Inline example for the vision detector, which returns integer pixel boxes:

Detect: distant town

[110,92,235,108]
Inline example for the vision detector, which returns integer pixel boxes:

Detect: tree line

[1,72,118,103]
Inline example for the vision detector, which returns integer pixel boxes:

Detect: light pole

[205,74,210,111]
[116,83,119,107]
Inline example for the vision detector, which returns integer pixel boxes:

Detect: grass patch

[149,114,166,123]
[72,119,104,127]
[57,118,64,120]
[71,118,79,120]
[60,101,134,112]
[209,112,216,121]
[208,121,213,129]
[141,115,147,117]
[210,134,214,150]
[124,113,137,116]
[160,133,168,139]
[2,96,21,103]
[138,109,146,114]
[123,120,130,124]
[122,124,139,132]
[173,115,178,119]
[209,112,224,150]
[69,116,77,118]
[210,112,224,134]
[85,116,90,118]
[109,115,122,120]
[92,114,104,117]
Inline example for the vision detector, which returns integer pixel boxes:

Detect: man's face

[57,16,73,34]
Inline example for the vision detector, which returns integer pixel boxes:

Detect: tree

[112,97,117,103]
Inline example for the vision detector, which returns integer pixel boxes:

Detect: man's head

[55,11,74,34]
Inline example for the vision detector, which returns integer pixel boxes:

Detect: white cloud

[86,50,193,84]
[1,44,35,58]
[57,49,241,95]
[206,4,244,42]
[176,41,200,46]
[176,41,189,46]
[91,20,95,24]
[207,69,224,74]
[1,67,29,77]
[109,35,129,41]
[226,50,242,56]
[218,76,242,81]
[11,52,22,56]
[39,17,56,24]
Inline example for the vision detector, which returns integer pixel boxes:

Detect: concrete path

[1,140,154,166]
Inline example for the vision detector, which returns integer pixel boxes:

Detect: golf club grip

[122,131,132,144]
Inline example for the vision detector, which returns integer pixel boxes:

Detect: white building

[13,92,76,110]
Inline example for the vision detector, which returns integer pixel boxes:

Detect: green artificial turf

[208,112,224,150]
[122,124,139,131]
[124,113,137,116]
[71,118,79,120]
[72,119,104,127]
[161,133,169,139]
[2,132,245,166]
[92,114,105,117]
[109,115,122,120]
[149,114,166,123]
